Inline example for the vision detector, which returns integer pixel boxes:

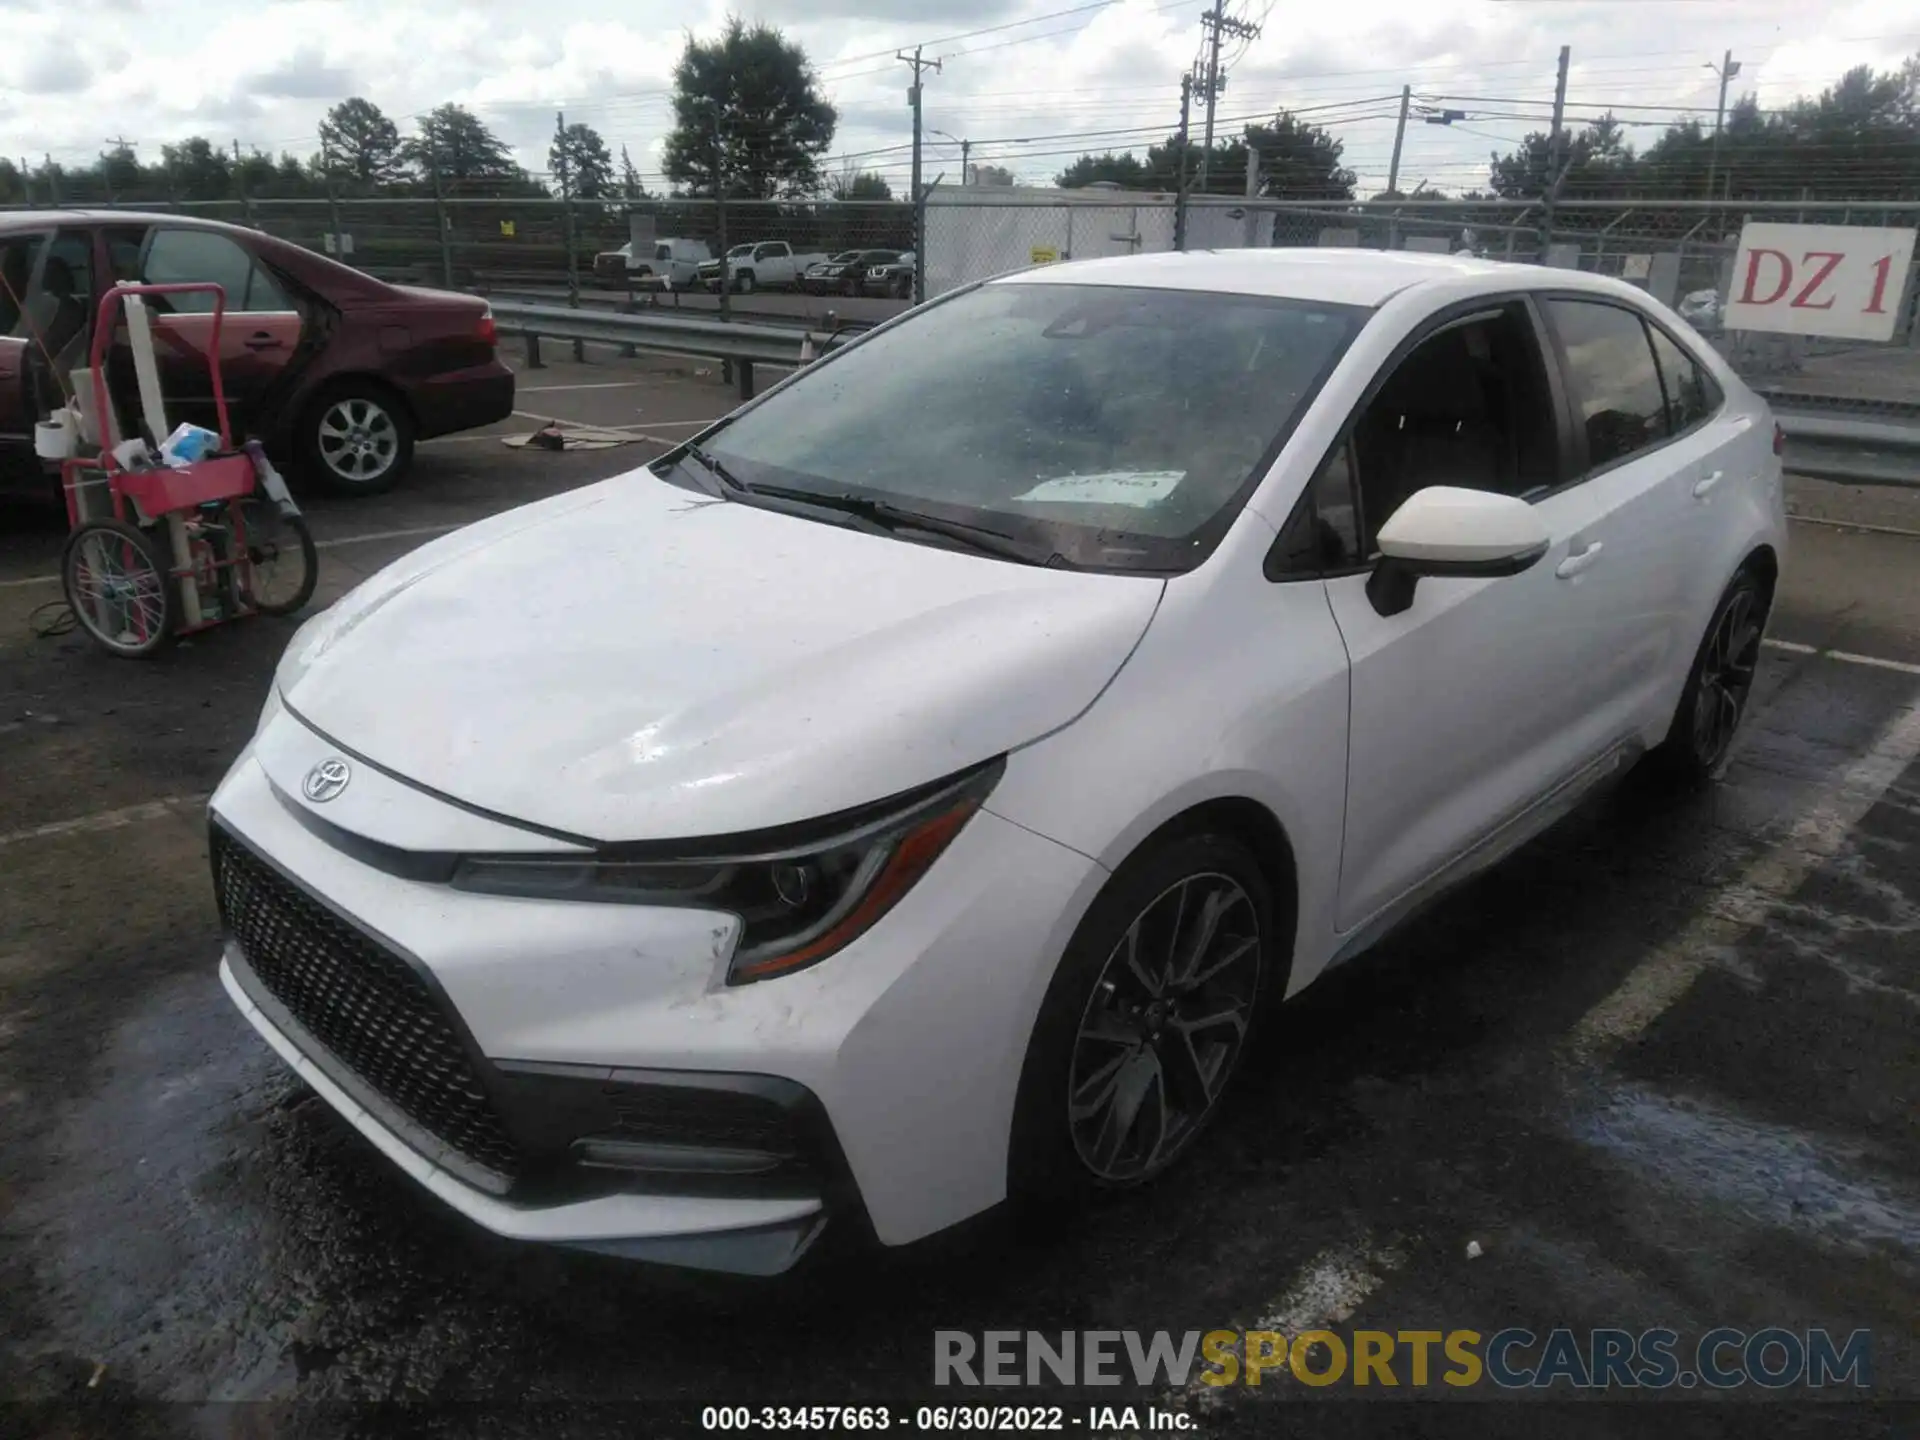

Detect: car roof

[0,208,251,231]
[992,246,1649,309]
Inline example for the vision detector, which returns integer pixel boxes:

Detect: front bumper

[209,713,1102,1266]
[222,952,831,1273]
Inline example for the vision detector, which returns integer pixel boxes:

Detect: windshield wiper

[740,484,1064,567]
[673,453,1063,566]
[679,442,751,498]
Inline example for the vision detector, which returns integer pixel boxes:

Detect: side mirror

[1365,485,1549,618]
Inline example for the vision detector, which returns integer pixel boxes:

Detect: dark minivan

[0,211,514,498]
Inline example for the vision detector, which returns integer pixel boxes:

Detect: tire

[61,518,175,658]
[235,499,319,617]
[1650,565,1770,784]
[841,278,857,298]
[300,381,415,496]
[735,270,756,294]
[1007,831,1277,1216]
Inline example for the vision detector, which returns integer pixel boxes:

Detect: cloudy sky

[2,0,1915,194]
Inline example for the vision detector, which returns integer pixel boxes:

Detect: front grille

[212,826,522,1182]
[606,1085,799,1157]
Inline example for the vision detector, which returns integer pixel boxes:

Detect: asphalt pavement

[1,347,1917,1438]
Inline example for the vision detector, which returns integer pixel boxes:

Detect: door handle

[1692,469,1724,498]
[1555,541,1603,579]
[243,332,282,351]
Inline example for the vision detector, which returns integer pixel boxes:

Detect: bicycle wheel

[236,500,319,616]
[61,519,176,658]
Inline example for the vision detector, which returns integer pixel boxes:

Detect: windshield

[696,281,1365,573]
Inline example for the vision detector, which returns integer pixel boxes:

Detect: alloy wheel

[1691,585,1763,768]
[317,397,400,482]
[1066,873,1261,1183]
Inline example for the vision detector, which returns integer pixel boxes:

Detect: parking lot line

[1566,695,1920,1062]
[516,382,657,393]
[0,793,208,850]
[1826,649,1920,676]
[311,523,465,550]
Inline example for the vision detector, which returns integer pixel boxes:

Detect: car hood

[283,474,1163,842]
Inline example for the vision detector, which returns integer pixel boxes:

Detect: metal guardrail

[488,299,835,398]
[1777,411,1920,489]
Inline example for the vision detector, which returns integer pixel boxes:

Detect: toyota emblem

[303,757,352,803]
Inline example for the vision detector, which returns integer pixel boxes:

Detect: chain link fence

[10,191,1914,424]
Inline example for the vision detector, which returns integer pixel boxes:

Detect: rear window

[1547,298,1667,471]
[698,281,1365,574]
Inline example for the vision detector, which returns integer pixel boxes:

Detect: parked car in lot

[801,249,904,296]
[0,210,512,498]
[695,241,829,293]
[591,237,710,289]
[213,250,1783,1274]
[861,251,915,298]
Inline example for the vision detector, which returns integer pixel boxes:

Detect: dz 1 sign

[1724,221,1916,342]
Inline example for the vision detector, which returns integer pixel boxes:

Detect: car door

[1642,317,1761,633]
[127,226,304,440]
[1537,297,1709,728]
[0,228,51,485]
[752,242,786,284]
[1316,296,1659,933]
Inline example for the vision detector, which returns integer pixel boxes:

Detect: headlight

[450,760,1002,984]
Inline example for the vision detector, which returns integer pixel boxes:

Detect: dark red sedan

[0,211,514,498]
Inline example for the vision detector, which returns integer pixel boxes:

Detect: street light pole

[899,46,942,304]
[1705,50,1740,202]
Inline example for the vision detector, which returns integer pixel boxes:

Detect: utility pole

[1243,142,1262,247]
[233,138,254,226]
[1386,85,1411,196]
[1174,73,1194,251]
[1196,0,1260,191]
[18,157,30,207]
[1541,44,1570,258]
[320,132,344,264]
[46,154,60,207]
[1705,50,1741,202]
[427,133,453,290]
[708,102,729,322]
[555,111,585,360]
[962,139,971,187]
[102,137,135,205]
[899,44,942,303]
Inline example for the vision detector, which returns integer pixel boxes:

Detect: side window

[19,230,93,362]
[1547,299,1668,471]
[141,229,292,313]
[1646,324,1718,434]
[0,233,47,337]
[654,243,673,262]
[1269,440,1365,578]
[1344,304,1560,552]
[104,226,146,285]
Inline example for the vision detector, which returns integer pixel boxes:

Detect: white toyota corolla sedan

[211,249,1785,1274]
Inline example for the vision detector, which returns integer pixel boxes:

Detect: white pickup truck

[695,241,828,293]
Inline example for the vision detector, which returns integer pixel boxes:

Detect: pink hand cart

[57,281,317,658]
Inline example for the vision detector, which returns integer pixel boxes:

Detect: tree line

[0,19,882,209]
[5,29,1912,213]
[1055,52,1920,207]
